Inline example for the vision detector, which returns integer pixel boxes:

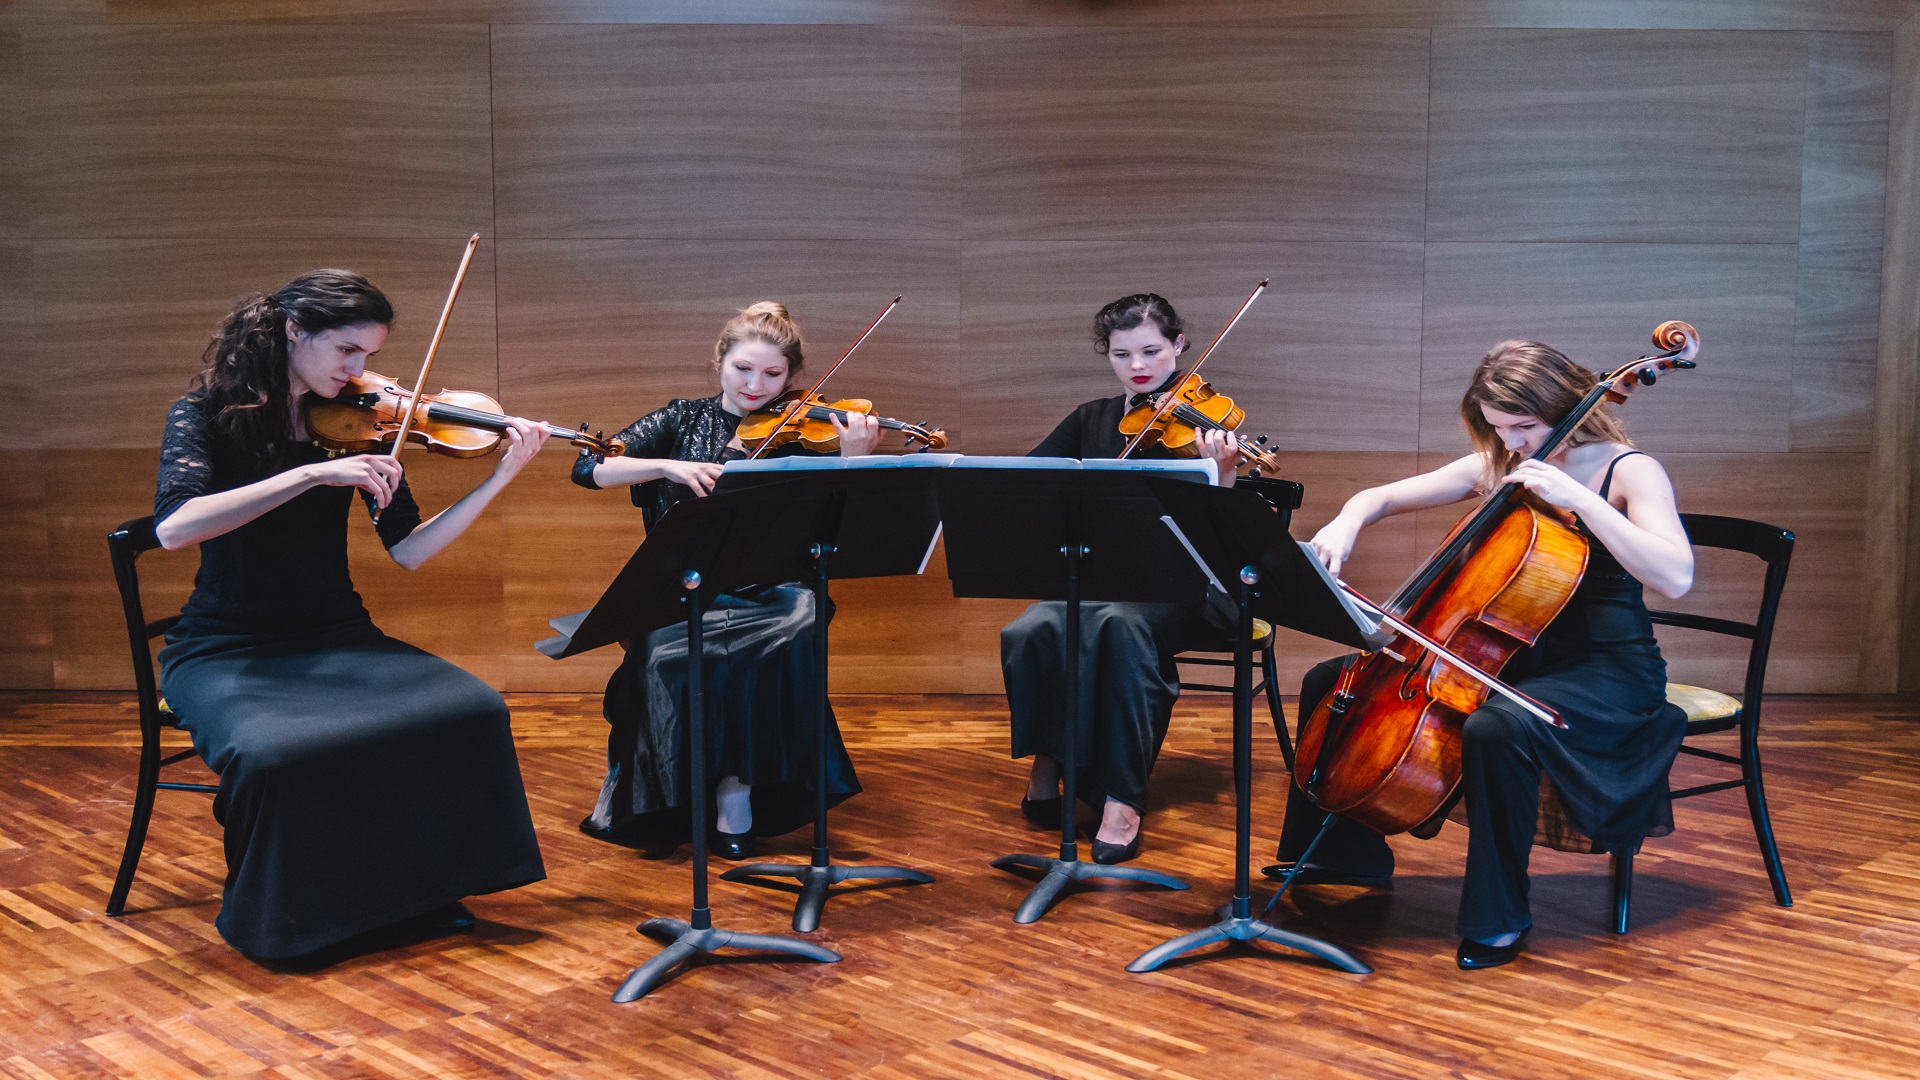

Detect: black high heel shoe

[1261,862,1393,888]
[1090,834,1141,865]
[1456,929,1528,970]
[711,830,754,860]
[1020,794,1063,828]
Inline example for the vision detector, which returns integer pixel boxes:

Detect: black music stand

[1124,478,1388,974]
[712,459,942,932]
[938,462,1211,923]
[538,481,843,1002]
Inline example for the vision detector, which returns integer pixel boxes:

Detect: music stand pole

[990,538,1190,923]
[723,539,934,932]
[1127,564,1372,974]
[612,569,842,1003]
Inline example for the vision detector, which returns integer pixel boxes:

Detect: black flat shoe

[1020,794,1063,828]
[711,830,754,859]
[1456,929,1528,970]
[1090,834,1141,865]
[1261,862,1393,888]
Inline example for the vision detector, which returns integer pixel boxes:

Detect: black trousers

[1002,597,1234,813]
[1277,657,1543,940]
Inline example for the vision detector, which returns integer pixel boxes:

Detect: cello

[1290,322,1700,840]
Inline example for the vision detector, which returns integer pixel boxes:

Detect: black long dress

[1000,379,1237,814]
[1276,452,1687,939]
[570,395,858,847]
[154,397,546,961]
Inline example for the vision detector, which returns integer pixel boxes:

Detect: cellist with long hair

[1273,339,1694,969]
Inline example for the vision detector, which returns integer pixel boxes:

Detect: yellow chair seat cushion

[1666,682,1740,723]
[1252,618,1272,645]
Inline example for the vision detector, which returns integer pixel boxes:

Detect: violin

[1116,279,1280,477]
[736,391,948,455]
[305,371,626,459]
[1291,322,1700,838]
[738,295,949,460]
[1118,372,1280,476]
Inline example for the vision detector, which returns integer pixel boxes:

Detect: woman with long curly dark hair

[153,269,549,963]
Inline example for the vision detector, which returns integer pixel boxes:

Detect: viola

[1292,322,1700,837]
[1118,372,1280,476]
[1116,278,1280,478]
[735,391,947,455]
[305,371,626,459]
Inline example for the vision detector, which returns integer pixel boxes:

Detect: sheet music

[1159,515,1226,593]
[1295,542,1391,647]
[919,522,942,575]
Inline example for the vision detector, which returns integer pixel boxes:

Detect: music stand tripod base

[614,915,845,1003]
[993,851,1190,924]
[723,860,935,934]
[1126,908,1371,974]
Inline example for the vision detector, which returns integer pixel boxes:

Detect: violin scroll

[1600,321,1701,404]
[1650,320,1699,359]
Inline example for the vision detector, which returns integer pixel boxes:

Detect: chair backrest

[1646,513,1794,718]
[107,516,181,734]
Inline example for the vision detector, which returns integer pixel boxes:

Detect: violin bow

[1335,580,1567,730]
[1117,277,1269,459]
[372,232,481,523]
[743,295,902,461]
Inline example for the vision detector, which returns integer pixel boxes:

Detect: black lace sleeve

[571,402,684,490]
[360,471,422,550]
[155,397,216,524]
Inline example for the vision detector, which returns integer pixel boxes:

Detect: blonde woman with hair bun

[570,302,881,859]
[1272,339,1695,972]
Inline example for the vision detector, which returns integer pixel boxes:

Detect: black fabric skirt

[157,622,546,961]
[583,583,859,848]
[1001,596,1236,812]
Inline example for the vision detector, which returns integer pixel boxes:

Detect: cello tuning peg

[1255,434,1269,445]
[1637,370,1658,386]
[1249,468,1262,478]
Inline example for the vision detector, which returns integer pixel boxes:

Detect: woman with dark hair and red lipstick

[1000,293,1249,865]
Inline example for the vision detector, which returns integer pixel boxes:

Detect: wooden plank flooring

[1,691,1917,1078]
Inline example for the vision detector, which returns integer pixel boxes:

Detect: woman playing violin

[1275,339,1693,969]
[153,270,549,963]
[571,301,879,858]
[1001,293,1250,865]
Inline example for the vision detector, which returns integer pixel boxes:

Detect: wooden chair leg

[107,731,163,916]
[1741,721,1793,908]
[1611,853,1633,935]
[1261,643,1295,772]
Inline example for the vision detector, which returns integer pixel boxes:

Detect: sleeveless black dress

[154,397,546,961]
[569,396,859,848]
[1278,451,1687,939]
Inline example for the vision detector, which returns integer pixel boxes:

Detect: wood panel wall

[2,1,1914,695]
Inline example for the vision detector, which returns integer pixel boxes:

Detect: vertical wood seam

[1863,12,1920,690]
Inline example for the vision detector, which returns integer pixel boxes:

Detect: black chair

[1610,512,1795,933]
[105,515,217,917]
[1176,477,1301,771]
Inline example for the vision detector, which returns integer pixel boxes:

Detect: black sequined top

[154,396,422,639]
[570,394,815,529]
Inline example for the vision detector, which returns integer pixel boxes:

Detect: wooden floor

[1,691,1918,1079]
